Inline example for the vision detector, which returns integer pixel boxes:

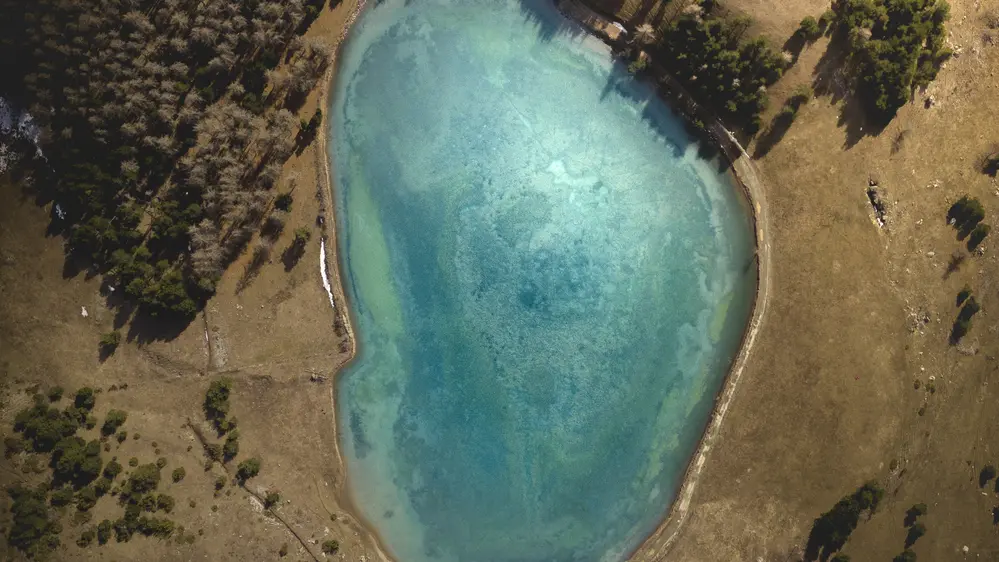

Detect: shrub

[77,528,96,547]
[280,542,289,556]
[799,16,822,40]
[124,463,161,497]
[94,477,112,496]
[215,475,227,490]
[129,457,139,467]
[99,331,122,355]
[293,227,311,246]
[156,457,168,469]
[51,436,103,487]
[117,430,127,443]
[7,484,61,557]
[51,486,75,507]
[275,193,293,212]
[223,431,240,461]
[47,386,64,402]
[236,457,261,483]
[968,223,991,251]
[206,443,223,462]
[101,409,128,436]
[831,554,851,562]
[264,491,281,509]
[947,195,985,238]
[157,494,175,513]
[172,467,186,483]
[5,436,26,457]
[104,459,123,480]
[893,549,917,562]
[818,9,836,30]
[75,486,98,511]
[74,387,96,411]
[322,539,339,555]
[97,519,113,544]
[204,378,232,431]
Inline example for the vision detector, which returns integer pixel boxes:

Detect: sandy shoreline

[312,1,395,560]
[315,2,772,561]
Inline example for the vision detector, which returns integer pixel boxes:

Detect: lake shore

[551,3,773,559]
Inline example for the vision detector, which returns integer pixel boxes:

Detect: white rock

[81,306,88,318]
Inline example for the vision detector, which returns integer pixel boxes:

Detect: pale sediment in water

[327,1,758,561]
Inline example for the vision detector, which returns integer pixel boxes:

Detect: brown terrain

[3,0,999,561]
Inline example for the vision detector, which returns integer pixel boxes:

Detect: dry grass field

[3,0,999,561]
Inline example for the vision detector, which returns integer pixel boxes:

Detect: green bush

[322,539,339,555]
[156,494,175,513]
[75,486,98,511]
[74,387,96,411]
[117,430,128,443]
[893,549,917,562]
[97,519,113,544]
[51,436,103,487]
[77,528,96,547]
[215,475,227,490]
[172,467,186,483]
[204,378,233,431]
[7,484,62,557]
[223,431,240,461]
[275,193,293,212]
[236,457,261,483]
[101,409,128,436]
[99,330,122,354]
[124,464,161,497]
[47,386,64,402]
[799,16,822,40]
[264,491,281,509]
[156,457,168,469]
[4,436,26,457]
[104,459,123,480]
[14,402,81,452]
[51,486,75,507]
[831,554,851,562]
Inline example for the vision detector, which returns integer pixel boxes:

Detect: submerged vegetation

[0,0,331,334]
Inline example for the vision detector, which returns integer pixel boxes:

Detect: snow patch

[319,239,336,311]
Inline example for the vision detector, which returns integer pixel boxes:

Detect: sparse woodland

[0,0,332,327]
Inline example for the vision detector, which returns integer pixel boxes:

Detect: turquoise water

[330,1,757,561]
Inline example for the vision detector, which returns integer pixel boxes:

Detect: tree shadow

[753,111,796,158]
[516,0,588,43]
[125,310,194,346]
[281,243,307,272]
[810,34,888,149]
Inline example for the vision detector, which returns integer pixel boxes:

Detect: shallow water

[330,1,757,560]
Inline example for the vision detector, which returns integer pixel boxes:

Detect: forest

[0,0,332,328]
[645,1,786,134]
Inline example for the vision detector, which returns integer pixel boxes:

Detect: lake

[329,1,757,560]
